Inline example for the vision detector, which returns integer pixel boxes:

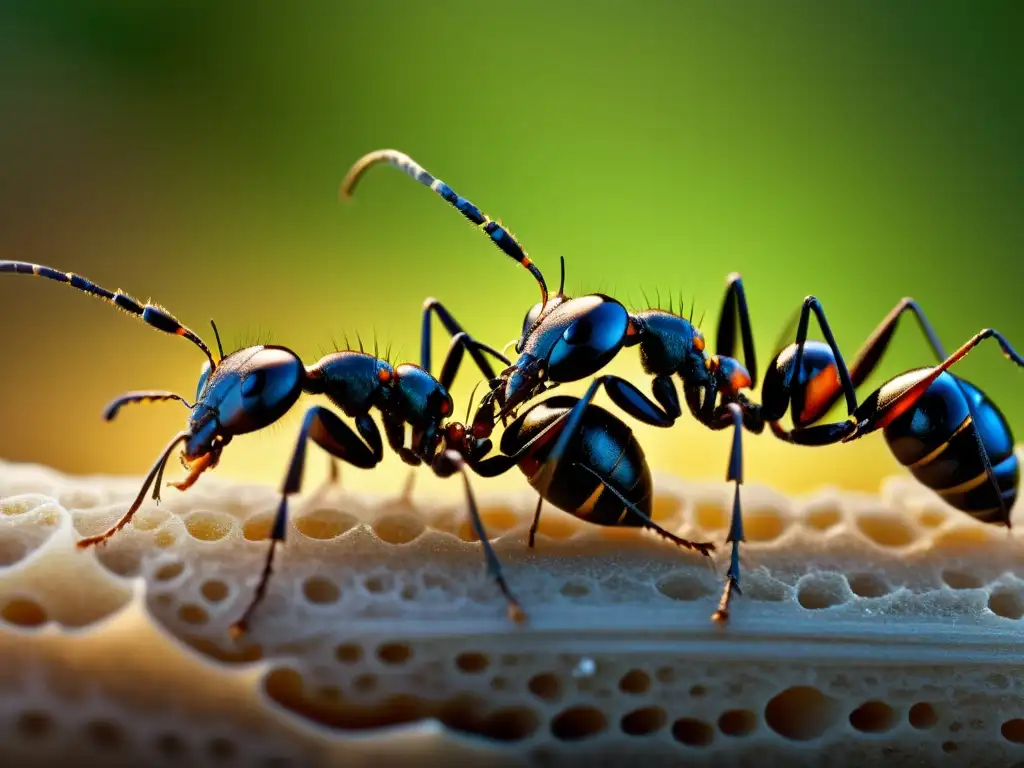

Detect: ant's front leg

[383,417,421,467]
[230,407,382,638]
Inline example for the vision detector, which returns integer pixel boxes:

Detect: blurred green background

[1,2,1021,501]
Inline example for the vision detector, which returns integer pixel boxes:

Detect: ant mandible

[0,260,528,635]
[341,149,1024,623]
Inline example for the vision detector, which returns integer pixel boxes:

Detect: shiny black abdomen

[501,396,653,526]
[884,370,1018,524]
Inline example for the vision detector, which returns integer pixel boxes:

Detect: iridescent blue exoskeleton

[342,150,1024,624]
[0,260,526,635]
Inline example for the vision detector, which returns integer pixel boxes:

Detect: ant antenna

[341,149,548,308]
[465,380,484,424]
[210,319,225,361]
[1,261,216,370]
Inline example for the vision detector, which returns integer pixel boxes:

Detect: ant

[342,149,1024,623]
[0,260,532,635]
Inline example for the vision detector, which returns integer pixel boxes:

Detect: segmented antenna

[341,149,548,307]
[1,261,215,369]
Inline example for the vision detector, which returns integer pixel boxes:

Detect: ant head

[185,345,305,461]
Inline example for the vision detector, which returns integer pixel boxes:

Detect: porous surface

[1,457,1024,767]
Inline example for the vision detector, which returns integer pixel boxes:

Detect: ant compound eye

[547,298,628,382]
[241,370,266,397]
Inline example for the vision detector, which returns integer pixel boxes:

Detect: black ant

[342,149,1024,623]
[0,260,531,635]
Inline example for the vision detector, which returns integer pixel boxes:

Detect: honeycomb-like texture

[2,457,1024,766]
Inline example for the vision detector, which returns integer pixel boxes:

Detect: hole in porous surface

[559,580,591,597]
[651,494,681,522]
[943,569,984,590]
[848,572,890,599]
[855,513,915,547]
[657,572,712,601]
[201,579,229,603]
[942,741,957,753]
[797,575,848,610]
[529,673,562,702]
[295,508,356,540]
[155,732,187,758]
[178,604,209,625]
[1002,719,1024,744]
[372,513,425,544]
[693,501,727,531]
[458,506,518,541]
[184,511,234,542]
[155,531,176,548]
[455,652,489,673]
[86,720,124,749]
[364,573,395,594]
[764,686,839,741]
[909,702,938,729]
[243,513,274,541]
[2,597,47,627]
[96,547,142,577]
[849,700,897,732]
[719,709,757,736]
[690,684,708,697]
[989,588,1024,620]
[16,711,53,739]
[744,508,785,542]
[918,508,947,527]
[479,707,539,741]
[303,576,340,605]
[207,736,236,761]
[377,642,412,665]
[672,717,714,747]
[656,667,676,684]
[619,669,651,695]
[0,538,27,567]
[621,707,666,736]
[335,644,362,664]
[551,706,606,741]
[353,674,378,694]
[804,504,841,531]
[155,561,185,581]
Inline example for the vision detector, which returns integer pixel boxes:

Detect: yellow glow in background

[1,4,1022,504]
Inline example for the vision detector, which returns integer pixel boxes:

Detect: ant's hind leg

[229,407,382,638]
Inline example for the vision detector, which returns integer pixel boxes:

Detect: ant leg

[707,403,745,623]
[383,417,421,466]
[102,391,193,421]
[437,332,510,393]
[230,407,382,638]
[528,497,543,548]
[715,273,759,387]
[535,375,676,494]
[433,450,526,623]
[763,296,860,439]
[574,464,715,555]
[422,299,509,384]
[782,298,950,426]
[77,431,190,548]
[845,298,948,387]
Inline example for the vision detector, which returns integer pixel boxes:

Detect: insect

[341,149,1024,623]
[762,297,1023,527]
[0,260,527,635]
